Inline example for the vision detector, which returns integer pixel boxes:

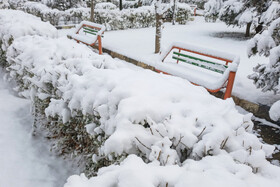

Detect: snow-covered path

[0,71,76,187]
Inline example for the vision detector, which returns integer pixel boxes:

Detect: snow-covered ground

[0,69,78,187]
[60,16,280,106]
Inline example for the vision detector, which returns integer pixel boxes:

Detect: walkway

[0,70,76,187]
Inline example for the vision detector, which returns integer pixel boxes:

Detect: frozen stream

[0,70,77,187]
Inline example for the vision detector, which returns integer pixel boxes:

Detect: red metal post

[98,35,102,55]
[224,71,236,99]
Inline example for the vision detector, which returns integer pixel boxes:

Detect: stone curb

[55,25,76,30]
[95,46,280,126]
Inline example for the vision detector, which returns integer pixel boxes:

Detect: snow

[0,9,57,52]
[98,16,280,105]
[156,41,240,90]
[270,100,280,121]
[1,8,280,187]
[238,8,256,25]
[65,154,280,187]
[73,21,106,35]
[67,21,105,45]
[161,41,238,62]
[0,69,77,187]
[67,33,98,45]
[4,24,278,187]
[95,2,117,10]
[260,1,280,25]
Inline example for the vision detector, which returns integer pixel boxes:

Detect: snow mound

[0,9,57,51]
[65,154,280,187]
[270,100,280,121]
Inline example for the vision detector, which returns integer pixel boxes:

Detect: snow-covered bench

[67,21,105,54]
[159,42,240,99]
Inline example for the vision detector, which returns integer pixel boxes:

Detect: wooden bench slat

[84,30,97,35]
[84,27,99,33]
[161,44,239,99]
[172,56,224,74]
[173,51,228,69]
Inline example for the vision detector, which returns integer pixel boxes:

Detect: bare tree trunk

[120,0,123,10]
[172,0,176,25]
[90,0,95,22]
[245,22,252,37]
[155,1,163,54]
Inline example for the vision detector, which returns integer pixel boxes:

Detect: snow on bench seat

[67,33,98,45]
[155,60,237,91]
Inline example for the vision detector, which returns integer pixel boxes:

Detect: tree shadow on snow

[210,32,253,41]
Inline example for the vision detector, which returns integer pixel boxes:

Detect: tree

[119,0,123,10]
[204,0,224,22]
[247,1,280,121]
[204,0,271,37]
[155,0,164,53]
[90,0,95,22]
[43,0,84,10]
[172,0,177,25]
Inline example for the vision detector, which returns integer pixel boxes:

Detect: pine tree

[204,0,224,22]
[247,1,280,121]
[44,0,84,10]
[205,0,271,36]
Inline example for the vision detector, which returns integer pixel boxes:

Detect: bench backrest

[171,49,230,74]
[74,21,106,37]
[83,26,100,36]
[161,43,237,75]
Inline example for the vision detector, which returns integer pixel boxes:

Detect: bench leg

[98,35,102,55]
[224,71,236,99]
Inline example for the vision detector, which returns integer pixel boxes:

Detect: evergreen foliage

[247,1,280,120]
[205,0,272,36]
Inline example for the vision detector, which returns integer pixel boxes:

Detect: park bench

[157,42,240,99]
[67,21,105,54]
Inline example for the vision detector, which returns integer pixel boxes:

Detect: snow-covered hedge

[20,1,63,25]
[0,9,57,68]
[15,2,191,29]
[6,33,278,179]
[65,154,280,187]
[1,9,280,186]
